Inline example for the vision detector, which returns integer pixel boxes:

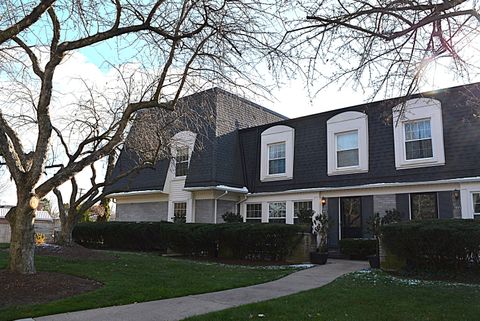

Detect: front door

[340,197,362,239]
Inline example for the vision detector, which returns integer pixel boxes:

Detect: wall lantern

[321,197,327,206]
[453,190,460,199]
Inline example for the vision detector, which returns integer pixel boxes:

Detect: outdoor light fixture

[321,197,327,206]
[453,190,460,199]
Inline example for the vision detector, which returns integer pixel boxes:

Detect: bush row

[339,238,377,260]
[73,221,305,261]
[381,219,480,270]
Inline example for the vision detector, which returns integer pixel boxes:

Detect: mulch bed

[0,270,102,308]
[34,243,117,261]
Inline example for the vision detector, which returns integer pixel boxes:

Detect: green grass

[0,250,297,321]
[185,270,480,321]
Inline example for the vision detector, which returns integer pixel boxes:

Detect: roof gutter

[183,185,249,194]
[248,176,480,197]
[106,189,167,198]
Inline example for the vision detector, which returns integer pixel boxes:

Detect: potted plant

[310,211,329,264]
[367,209,402,268]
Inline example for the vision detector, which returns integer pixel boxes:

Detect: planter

[367,254,380,269]
[310,251,328,265]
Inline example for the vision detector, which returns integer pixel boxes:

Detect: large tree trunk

[57,216,76,246]
[6,202,36,274]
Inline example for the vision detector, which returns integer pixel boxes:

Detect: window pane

[336,131,358,151]
[337,149,359,167]
[473,193,480,214]
[246,204,262,219]
[175,162,189,176]
[173,202,187,223]
[411,193,437,220]
[269,202,286,219]
[269,158,286,174]
[405,120,431,141]
[175,147,189,176]
[294,201,312,217]
[405,139,433,159]
[269,143,285,159]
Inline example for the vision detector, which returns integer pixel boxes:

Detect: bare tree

[282,1,480,98]
[0,0,286,274]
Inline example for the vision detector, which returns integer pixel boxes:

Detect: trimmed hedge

[381,219,480,270]
[339,238,377,260]
[73,221,304,261]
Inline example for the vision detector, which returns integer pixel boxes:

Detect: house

[107,83,480,247]
[0,206,58,243]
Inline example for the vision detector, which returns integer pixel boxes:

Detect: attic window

[175,147,189,177]
[260,125,294,182]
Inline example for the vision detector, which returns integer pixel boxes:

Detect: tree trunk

[57,218,75,246]
[6,203,36,274]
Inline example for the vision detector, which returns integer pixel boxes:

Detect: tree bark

[57,217,75,246]
[6,201,36,274]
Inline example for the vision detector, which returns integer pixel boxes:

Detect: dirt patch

[0,270,102,308]
[35,243,117,261]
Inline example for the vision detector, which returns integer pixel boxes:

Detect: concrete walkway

[32,259,368,321]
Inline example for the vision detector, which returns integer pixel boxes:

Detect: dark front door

[340,197,362,239]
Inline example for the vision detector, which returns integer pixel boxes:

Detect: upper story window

[336,130,359,167]
[392,98,445,169]
[260,125,294,181]
[327,111,368,176]
[268,142,286,174]
[170,131,196,179]
[175,147,189,177]
[404,119,433,160]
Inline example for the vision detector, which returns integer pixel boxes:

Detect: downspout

[236,195,248,220]
[214,191,229,224]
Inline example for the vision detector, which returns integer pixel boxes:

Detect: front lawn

[0,249,297,321]
[186,270,480,321]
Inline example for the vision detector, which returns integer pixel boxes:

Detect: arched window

[260,125,294,181]
[392,98,445,169]
[327,111,369,175]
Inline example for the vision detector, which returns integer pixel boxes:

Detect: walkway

[31,259,368,321]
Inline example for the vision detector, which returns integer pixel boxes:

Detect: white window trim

[170,131,196,178]
[471,192,480,216]
[245,203,262,222]
[327,111,369,176]
[260,125,294,182]
[393,98,445,170]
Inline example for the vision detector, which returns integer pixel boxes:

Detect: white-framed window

[404,119,433,160]
[327,111,368,175]
[246,203,262,223]
[472,193,480,219]
[268,142,286,175]
[260,125,294,181]
[293,201,313,224]
[393,98,445,169]
[175,146,189,177]
[269,202,286,223]
[173,202,187,223]
[336,130,359,168]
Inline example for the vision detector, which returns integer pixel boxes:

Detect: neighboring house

[0,206,58,243]
[107,84,480,247]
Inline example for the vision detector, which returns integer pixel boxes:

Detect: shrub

[73,222,304,261]
[221,212,243,223]
[339,238,377,259]
[381,219,480,271]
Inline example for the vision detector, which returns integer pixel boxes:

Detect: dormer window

[393,98,445,169]
[268,142,286,174]
[404,119,433,160]
[175,147,189,177]
[260,125,294,181]
[327,111,368,176]
[336,130,359,167]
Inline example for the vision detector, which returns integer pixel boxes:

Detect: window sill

[396,159,445,170]
[327,167,368,176]
[172,176,187,181]
[261,174,293,182]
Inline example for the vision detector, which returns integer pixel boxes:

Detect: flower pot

[310,251,328,265]
[367,254,380,269]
